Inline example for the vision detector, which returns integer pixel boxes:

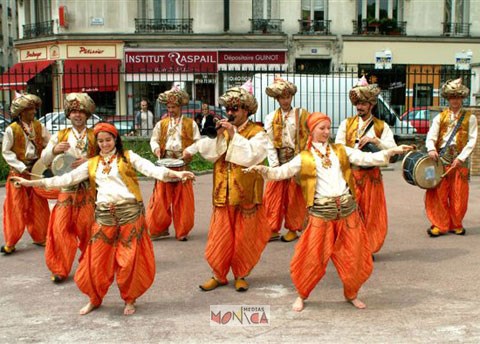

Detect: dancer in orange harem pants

[352,167,387,253]
[264,179,306,236]
[45,185,96,280]
[291,212,373,301]
[3,172,50,247]
[205,204,271,284]
[146,179,194,239]
[425,166,469,233]
[74,213,155,307]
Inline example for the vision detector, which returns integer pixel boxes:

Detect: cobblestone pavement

[1,163,480,343]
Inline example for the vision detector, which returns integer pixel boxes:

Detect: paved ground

[1,162,480,343]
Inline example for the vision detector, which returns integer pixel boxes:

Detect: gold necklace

[21,121,35,140]
[100,154,116,174]
[313,145,332,169]
[73,128,87,151]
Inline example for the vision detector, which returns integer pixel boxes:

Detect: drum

[30,159,59,199]
[155,158,185,171]
[402,151,444,189]
[51,153,77,176]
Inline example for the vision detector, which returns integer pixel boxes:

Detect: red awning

[0,60,54,90]
[63,59,121,93]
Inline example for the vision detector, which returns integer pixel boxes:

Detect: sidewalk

[1,164,480,343]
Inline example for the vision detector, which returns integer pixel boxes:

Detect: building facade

[3,0,479,123]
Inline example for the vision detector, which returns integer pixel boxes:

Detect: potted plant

[379,18,398,35]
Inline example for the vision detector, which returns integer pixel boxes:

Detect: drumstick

[441,167,454,178]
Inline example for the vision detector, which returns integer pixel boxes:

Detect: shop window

[413,84,433,107]
[296,59,331,74]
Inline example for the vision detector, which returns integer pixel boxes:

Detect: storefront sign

[20,47,48,62]
[125,51,218,73]
[455,51,473,70]
[67,44,117,58]
[219,51,286,64]
[375,50,392,69]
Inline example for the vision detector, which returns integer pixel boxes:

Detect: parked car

[38,112,102,134]
[400,107,441,134]
[0,115,11,141]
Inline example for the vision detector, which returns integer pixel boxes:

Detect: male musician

[263,77,309,242]
[183,82,270,292]
[1,94,51,254]
[146,86,201,241]
[425,78,478,237]
[335,76,397,255]
[40,93,97,282]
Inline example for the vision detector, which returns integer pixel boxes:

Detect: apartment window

[35,0,52,22]
[302,0,327,22]
[445,0,468,23]
[149,0,188,19]
[357,0,403,21]
[253,0,274,19]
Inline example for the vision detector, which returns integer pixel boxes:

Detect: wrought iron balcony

[23,20,54,39]
[352,19,407,36]
[249,19,284,34]
[135,18,193,34]
[298,20,331,35]
[442,22,471,37]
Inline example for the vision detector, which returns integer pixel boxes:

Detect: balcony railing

[352,19,407,36]
[249,19,284,34]
[23,20,54,39]
[298,20,331,35]
[442,22,471,37]
[135,18,193,34]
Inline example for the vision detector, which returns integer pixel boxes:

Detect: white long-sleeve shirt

[335,116,397,150]
[150,115,201,154]
[425,110,478,162]
[264,107,298,167]
[41,127,90,166]
[42,150,170,205]
[264,142,389,199]
[184,121,268,167]
[2,123,50,173]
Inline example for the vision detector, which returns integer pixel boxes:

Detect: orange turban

[307,112,331,132]
[94,122,118,138]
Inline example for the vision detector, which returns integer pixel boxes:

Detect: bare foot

[124,303,136,315]
[79,302,98,315]
[348,298,366,309]
[292,296,304,312]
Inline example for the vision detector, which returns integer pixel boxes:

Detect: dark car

[400,107,441,134]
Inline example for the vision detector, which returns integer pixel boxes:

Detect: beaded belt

[95,201,144,226]
[308,194,357,221]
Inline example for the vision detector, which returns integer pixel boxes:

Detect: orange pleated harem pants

[45,185,95,279]
[263,178,306,234]
[425,166,469,233]
[352,167,388,253]
[205,204,271,284]
[290,211,373,300]
[3,172,51,248]
[146,180,194,239]
[74,214,156,306]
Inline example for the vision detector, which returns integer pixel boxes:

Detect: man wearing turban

[246,112,411,311]
[425,78,478,237]
[146,86,201,241]
[183,83,270,292]
[335,77,397,256]
[263,77,310,242]
[1,94,51,255]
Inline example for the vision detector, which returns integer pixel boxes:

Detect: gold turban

[64,93,96,118]
[158,87,190,106]
[441,78,469,99]
[10,94,42,118]
[265,76,297,98]
[349,76,381,105]
[219,87,258,115]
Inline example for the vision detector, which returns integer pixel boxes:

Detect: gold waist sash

[308,194,356,221]
[440,145,468,167]
[95,201,144,226]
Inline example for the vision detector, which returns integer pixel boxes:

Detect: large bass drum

[402,151,444,189]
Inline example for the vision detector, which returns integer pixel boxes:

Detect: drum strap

[439,111,465,157]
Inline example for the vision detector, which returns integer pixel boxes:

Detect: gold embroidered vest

[88,150,142,202]
[272,107,309,153]
[435,109,471,153]
[58,128,97,158]
[158,116,194,158]
[212,122,265,207]
[9,121,44,163]
[298,144,356,207]
[345,115,384,148]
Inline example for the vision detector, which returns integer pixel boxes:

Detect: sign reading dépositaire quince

[67,44,117,58]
